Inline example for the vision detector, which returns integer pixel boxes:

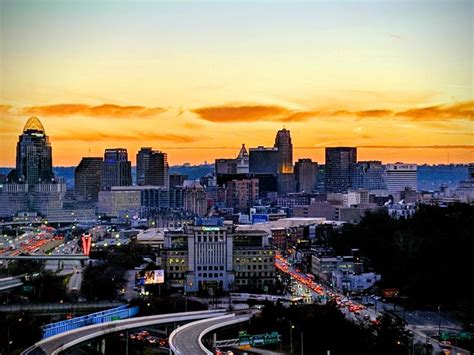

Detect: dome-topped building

[15,116,54,185]
[23,116,46,133]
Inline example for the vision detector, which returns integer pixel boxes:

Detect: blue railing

[41,305,140,339]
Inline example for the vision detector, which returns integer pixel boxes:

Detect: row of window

[235,250,274,255]
[235,272,274,279]
[197,265,224,271]
[197,272,224,278]
[235,257,273,263]
[235,265,270,271]
[196,235,225,242]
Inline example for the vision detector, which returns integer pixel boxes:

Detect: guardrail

[42,305,139,339]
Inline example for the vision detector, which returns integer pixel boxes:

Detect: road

[276,254,470,355]
[0,301,124,313]
[23,309,227,355]
[170,313,252,355]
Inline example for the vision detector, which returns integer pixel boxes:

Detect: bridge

[0,301,124,314]
[0,254,89,261]
[22,309,228,355]
[0,276,23,291]
[169,312,253,355]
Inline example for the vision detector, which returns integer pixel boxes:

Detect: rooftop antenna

[88,148,91,157]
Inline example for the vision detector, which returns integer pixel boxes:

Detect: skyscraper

[75,157,103,202]
[101,148,132,190]
[274,128,293,173]
[226,178,259,210]
[13,116,54,186]
[235,144,249,174]
[325,147,357,193]
[249,146,279,174]
[136,147,152,186]
[353,161,385,190]
[384,163,418,194]
[136,148,169,187]
[294,158,318,193]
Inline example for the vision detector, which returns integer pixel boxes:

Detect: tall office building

[294,158,318,193]
[353,161,385,190]
[101,148,132,190]
[136,147,152,186]
[75,157,103,202]
[136,148,169,187]
[274,128,293,173]
[184,218,235,293]
[12,116,54,186]
[249,146,279,174]
[384,163,418,194]
[325,147,357,193]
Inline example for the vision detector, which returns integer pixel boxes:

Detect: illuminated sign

[81,234,92,256]
[136,270,165,285]
[201,227,220,232]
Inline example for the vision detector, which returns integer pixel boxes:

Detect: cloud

[53,131,198,143]
[0,104,13,114]
[21,104,166,118]
[396,101,474,121]
[192,100,473,123]
[192,105,291,123]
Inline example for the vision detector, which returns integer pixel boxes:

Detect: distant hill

[0,164,215,189]
[0,164,469,191]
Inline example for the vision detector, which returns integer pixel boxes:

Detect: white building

[384,163,418,195]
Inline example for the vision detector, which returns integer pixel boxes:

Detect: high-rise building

[184,218,235,293]
[294,158,318,193]
[75,157,103,202]
[183,182,208,216]
[226,179,259,210]
[249,146,279,174]
[136,147,152,186]
[325,147,357,193]
[384,163,418,194]
[137,148,169,187]
[101,148,132,190]
[274,128,293,173]
[13,116,54,186]
[353,161,385,190]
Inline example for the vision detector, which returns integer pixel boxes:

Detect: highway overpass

[0,254,89,261]
[22,309,227,355]
[0,301,124,314]
[0,276,23,291]
[169,312,253,355]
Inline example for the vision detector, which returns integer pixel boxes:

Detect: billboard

[136,270,164,285]
[251,214,269,224]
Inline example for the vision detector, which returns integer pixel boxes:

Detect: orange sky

[1,1,472,166]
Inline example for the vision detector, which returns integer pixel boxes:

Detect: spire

[237,143,248,158]
[23,116,45,133]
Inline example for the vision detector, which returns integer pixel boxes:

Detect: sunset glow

[1,0,472,166]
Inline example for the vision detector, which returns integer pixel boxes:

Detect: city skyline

[1,0,473,166]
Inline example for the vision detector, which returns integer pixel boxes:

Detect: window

[197,266,202,271]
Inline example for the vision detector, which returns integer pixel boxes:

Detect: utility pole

[301,332,304,355]
[290,321,294,354]
[438,305,441,338]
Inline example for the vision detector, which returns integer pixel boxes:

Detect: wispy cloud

[21,104,166,118]
[192,100,473,123]
[53,131,198,143]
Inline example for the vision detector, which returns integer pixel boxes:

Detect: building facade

[101,148,132,190]
[75,157,103,202]
[325,147,357,193]
[294,159,317,193]
[353,161,385,190]
[384,163,418,194]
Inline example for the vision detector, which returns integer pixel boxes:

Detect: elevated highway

[0,255,89,261]
[22,309,227,355]
[169,312,253,355]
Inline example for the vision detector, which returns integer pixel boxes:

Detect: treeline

[332,203,474,322]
